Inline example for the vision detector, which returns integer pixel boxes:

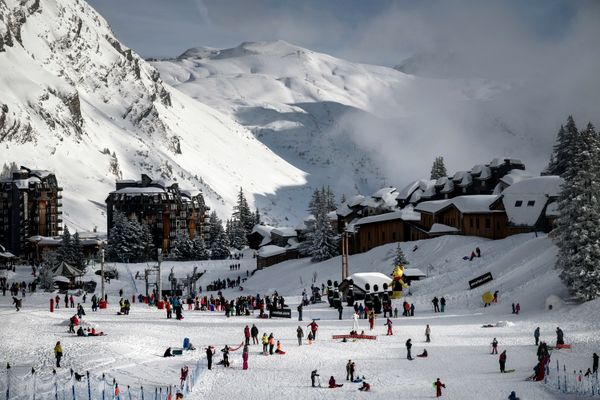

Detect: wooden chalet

[350,208,421,253]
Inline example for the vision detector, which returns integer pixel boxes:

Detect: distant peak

[177,40,308,61]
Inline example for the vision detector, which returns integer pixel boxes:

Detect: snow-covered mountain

[153,41,540,224]
[0,0,305,231]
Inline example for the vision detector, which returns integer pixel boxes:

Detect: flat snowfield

[1,235,599,399]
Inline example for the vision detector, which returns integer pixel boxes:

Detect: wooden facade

[354,218,413,254]
[0,167,63,256]
[257,248,299,270]
[105,175,209,254]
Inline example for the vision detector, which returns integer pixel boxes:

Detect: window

[485,218,491,229]
[514,200,523,207]
[527,200,535,207]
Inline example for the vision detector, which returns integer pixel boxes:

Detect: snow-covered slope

[0,1,305,231]
[153,41,537,224]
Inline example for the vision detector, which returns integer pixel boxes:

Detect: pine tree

[169,232,195,260]
[210,222,230,260]
[71,232,85,270]
[308,188,323,216]
[107,211,154,262]
[547,116,579,176]
[233,188,254,235]
[206,211,222,247]
[254,208,261,225]
[324,186,337,212]
[555,122,600,301]
[192,235,209,260]
[309,206,338,262]
[0,162,18,178]
[392,243,409,266]
[430,156,448,180]
[56,226,74,265]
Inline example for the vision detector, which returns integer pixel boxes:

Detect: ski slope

[1,234,599,399]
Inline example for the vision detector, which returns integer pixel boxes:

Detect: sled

[275,351,286,355]
[555,344,572,349]
[332,334,376,340]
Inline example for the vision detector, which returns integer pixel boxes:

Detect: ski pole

[86,372,91,400]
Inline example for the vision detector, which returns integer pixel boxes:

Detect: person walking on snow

[491,338,499,354]
[368,310,375,330]
[338,303,343,320]
[534,327,540,346]
[242,344,249,370]
[251,324,259,345]
[261,333,269,355]
[54,341,63,368]
[592,353,598,374]
[434,378,446,397]
[515,303,520,315]
[244,325,251,346]
[352,312,360,333]
[308,321,319,340]
[311,370,320,387]
[206,346,214,370]
[499,350,507,373]
[425,325,431,343]
[385,318,393,335]
[268,333,275,355]
[179,366,188,387]
[297,303,303,321]
[432,297,440,313]
[297,326,304,345]
[440,297,446,312]
[346,360,353,381]
[556,327,564,346]
[406,338,413,360]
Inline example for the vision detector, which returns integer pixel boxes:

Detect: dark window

[485,218,491,229]
[514,200,523,207]
[527,200,535,207]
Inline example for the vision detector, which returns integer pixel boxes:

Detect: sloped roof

[344,272,392,293]
[347,195,365,207]
[257,245,286,258]
[250,225,275,247]
[502,176,563,226]
[499,169,534,186]
[354,207,421,226]
[429,223,460,234]
[52,262,83,278]
[336,203,354,217]
[271,227,297,238]
[416,195,500,215]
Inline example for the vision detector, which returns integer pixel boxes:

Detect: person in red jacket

[434,378,446,397]
[244,325,251,345]
[385,318,393,335]
[328,376,343,388]
[308,321,319,340]
[499,350,507,373]
[166,301,172,319]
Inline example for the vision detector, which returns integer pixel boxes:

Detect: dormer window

[527,200,535,207]
[514,200,523,207]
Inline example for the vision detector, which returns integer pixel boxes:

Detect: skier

[242,344,249,370]
[434,378,446,398]
[499,350,507,373]
[406,338,413,360]
[308,320,319,340]
[297,326,304,346]
[493,290,499,303]
[534,327,540,346]
[440,297,446,312]
[206,346,214,370]
[432,297,440,313]
[593,353,598,374]
[244,325,251,345]
[297,303,303,321]
[425,325,431,342]
[385,318,393,336]
[556,327,564,346]
[491,338,499,354]
[251,324,259,345]
[311,370,320,387]
[54,341,63,368]
[12,297,21,311]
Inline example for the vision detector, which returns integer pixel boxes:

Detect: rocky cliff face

[0,0,305,231]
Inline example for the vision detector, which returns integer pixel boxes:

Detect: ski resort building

[350,208,421,253]
[0,167,63,256]
[105,175,209,254]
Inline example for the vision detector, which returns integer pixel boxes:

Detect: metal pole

[86,372,91,400]
[101,249,105,301]
[157,250,162,303]
[6,363,10,400]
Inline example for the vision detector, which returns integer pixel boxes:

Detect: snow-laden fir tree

[206,211,222,247]
[546,116,579,176]
[430,156,448,180]
[71,232,85,270]
[210,221,230,260]
[169,232,195,260]
[56,227,84,270]
[323,186,337,212]
[304,187,338,262]
[0,162,18,178]
[228,219,248,250]
[192,235,209,260]
[233,187,255,235]
[392,243,409,266]
[555,122,600,300]
[107,211,154,262]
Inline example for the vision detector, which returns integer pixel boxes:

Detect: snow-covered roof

[271,227,297,238]
[251,225,275,247]
[12,177,42,189]
[360,196,381,208]
[416,195,500,215]
[29,169,53,179]
[490,158,524,168]
[181,189,202,198]
[257,245,287,258]
[371,187,397,199]
[499,169,534,186]
[470,164,492,180]
[403,268,426,278]
[336,203,354,217]
[502,176,563,226]
[429,223,460,234]
[354,207,421,226]
[396,180,422,201]
[345,272,392,293]
[347,195,365,207]
[453,171,473,188]
[0,247,16,259]
[112,187,165,194]
[327,210,338,221]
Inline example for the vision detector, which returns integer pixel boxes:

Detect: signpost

[469,272,493,289]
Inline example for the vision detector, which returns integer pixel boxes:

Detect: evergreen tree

[555,122,600,301]
[324,186,337,212]
[228,219,248,250]
[107,211,154,262]
[547,116,579,176]
[309,205,338,262]
[210,222,230,260]
[0,162,18,178]
[233,188,254,235]
[308,188,323,216]
[430,156,448,180]
[169,232,195,260]
[192,235,209,260]
[206,211,222,247]
[392,243,409,266]
[56,226,74,265]
[254,208,261,225]
[71,232,85,270]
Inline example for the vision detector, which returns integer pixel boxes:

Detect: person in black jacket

[311,370,320,387]
[593,353,598,374]
[206,346,214,370]
[406,339,413,360]
[251,324,259,345]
